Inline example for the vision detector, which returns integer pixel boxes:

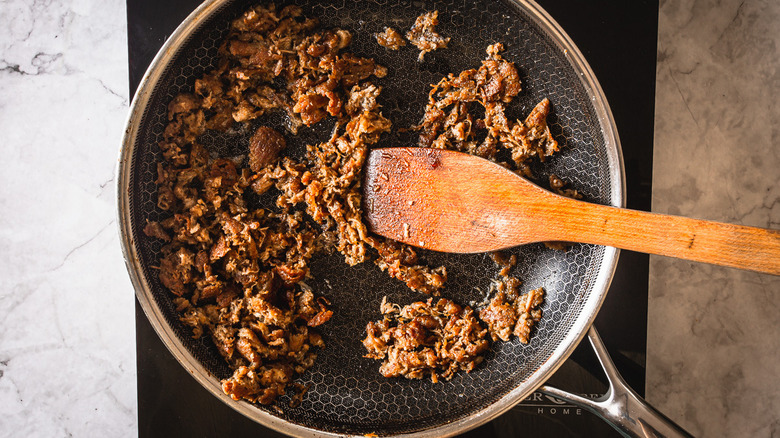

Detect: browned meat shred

[143,220,170,242]
[366,236,447,295]
[490,251,517,277]
[511,98,559,165]
[249,126,287,172]
[375,27,406,50]
[479,286,544,344]
[406,11,450,61]
[363,297,489,382]
[146,3,450,405]
[415,43,558,178]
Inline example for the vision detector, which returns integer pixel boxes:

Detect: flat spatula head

[363,147,560,253]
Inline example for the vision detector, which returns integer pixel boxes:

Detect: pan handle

[538,327,693,438]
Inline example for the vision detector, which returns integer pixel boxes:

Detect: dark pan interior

[128,0,615,435]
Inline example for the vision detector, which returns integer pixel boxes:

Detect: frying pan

[117,0,686,436]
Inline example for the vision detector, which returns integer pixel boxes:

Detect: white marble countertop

[0,0,777,436]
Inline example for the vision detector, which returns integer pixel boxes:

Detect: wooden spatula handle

[364,147,779,275]
[551,198,780,275]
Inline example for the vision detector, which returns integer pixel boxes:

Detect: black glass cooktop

[128,1,657,436]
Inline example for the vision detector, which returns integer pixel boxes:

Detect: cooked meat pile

[363,297,489,382]
[363,252,544,381]
[147,4,557,400]
[362,41,560,380]
[416,43,558,178]
[375,27,406,50]
[406,10,450,61]
[145,3,450,405]
[479,283,544,344]
[411,41,554,344]
[481,254,544,344]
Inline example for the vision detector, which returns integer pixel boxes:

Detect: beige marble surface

[649,0,780,436]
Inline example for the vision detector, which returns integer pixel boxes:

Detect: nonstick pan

[118,0,683,436]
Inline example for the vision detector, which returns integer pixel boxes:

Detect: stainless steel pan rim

[117,0,624,436]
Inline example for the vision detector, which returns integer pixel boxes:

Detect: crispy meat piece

[375,27,406,50]
[168,94,201,119]
[292,92,330,126]
[490,251,517,277]
[367,236,446,295]
[549,173,582,199]
[363,297,489,382]
[479,287,544,343]
[506,98,559,165]
[222,364,294,405]
[416,43,558,175]
[406,11,450,61]
[158,247,194,296]
[249,126,287,172]
[143,220,170,242]
[345,83,381,114]
[513,287,545,343]
[478,292,516,342]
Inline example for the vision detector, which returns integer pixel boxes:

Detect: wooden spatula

[363,147,780,275]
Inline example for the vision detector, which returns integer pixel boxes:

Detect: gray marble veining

[0,0,777,436]
[0,0,136,436]
[649,0,780,436]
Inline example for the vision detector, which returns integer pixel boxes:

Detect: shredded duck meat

[416,43,557,177]
[490,251,517,278]
[406,10,450,61]
[479,286,544,344]
[375,27,406,50]
[363,297,489,383]
[148,4,560,395]
[145,3,450,405]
